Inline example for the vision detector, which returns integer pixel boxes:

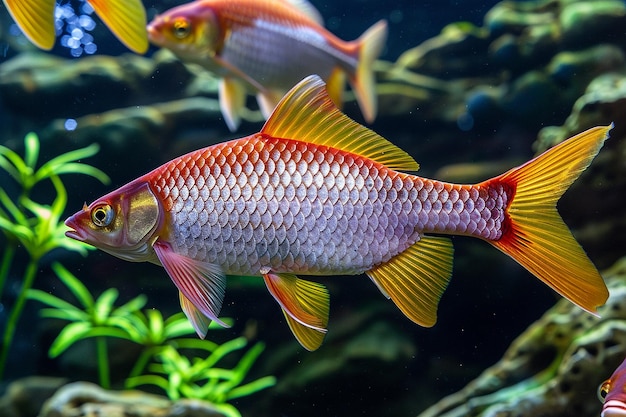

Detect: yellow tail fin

[88,0,148,54]
[350,20,387,123]
[489,125,612,314]
[4,0,56,50]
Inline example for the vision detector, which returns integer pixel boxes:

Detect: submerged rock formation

[417,257,626,417]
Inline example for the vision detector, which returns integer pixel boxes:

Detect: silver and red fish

[600,358,626,416]
[2,0,148,53]
[65,75,610,351]
[146,0,387,131]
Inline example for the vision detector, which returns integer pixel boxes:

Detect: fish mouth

[146,24,163,44]
[64,217,86,242]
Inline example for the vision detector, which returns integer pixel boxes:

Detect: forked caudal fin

[350,20,387,124]
[488,125,612,314]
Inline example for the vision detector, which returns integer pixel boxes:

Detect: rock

[0,377,67,417]
[416,257,626,417]
[40,381,225,417]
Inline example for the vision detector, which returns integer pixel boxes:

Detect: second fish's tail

[349,20,387,124]
[486,125,612,314]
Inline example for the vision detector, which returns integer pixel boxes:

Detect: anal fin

[366,235,454,327]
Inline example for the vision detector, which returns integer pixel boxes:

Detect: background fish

[64,75,609,351]
[147,0,387,131]
[600,357,626,417]
[2,0,148,53]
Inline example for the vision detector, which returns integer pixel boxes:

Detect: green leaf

[27,289,84,314]
[35,143,109,185]
[51,263,94,309]
[202,337,247,370]
[46,162,110,185]
[0,144,30,183]
[114,294,147,315]
[38,308,88,322]
[213,403,242,417]
[24,132,40,171]
[49,321,93,357]
[0,188,28,225]
[125,375,169,391]
[94,288,119,324]
[147,309,165,341]
[227,376,276,400]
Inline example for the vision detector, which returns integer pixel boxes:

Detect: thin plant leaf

[49,321,93,357]
[51,263,95,309]
[0,145,30,183]
[24,132,40,170]
[94,288,119,324]
[27,289,85,313]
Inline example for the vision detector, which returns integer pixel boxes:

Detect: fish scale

[151,134,507,277]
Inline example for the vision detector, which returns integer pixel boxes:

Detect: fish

[599,358,626,416]
[64,75,610,351]
[146,0,387,131]
[2,0,148,53]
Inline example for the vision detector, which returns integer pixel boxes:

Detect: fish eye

[598,380,611,403]
[91,204,115,227]
[173,18,191,39]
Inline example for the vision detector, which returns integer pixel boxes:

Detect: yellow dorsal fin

[366,235,454,327]
[261,75,419,172]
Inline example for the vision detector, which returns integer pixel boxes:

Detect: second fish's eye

[91,204,115,227]
[173,18,191,38]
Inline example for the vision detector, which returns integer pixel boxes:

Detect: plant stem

[0,242,15,297]
[96,336,110,389]
[0,259,38,380]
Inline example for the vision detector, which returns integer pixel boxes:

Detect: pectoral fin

[263,272,329,351]
[179,291,213,338]
[153,241,229,337]
[366,235,454,327]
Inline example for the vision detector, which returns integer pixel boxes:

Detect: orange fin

[350,20,387,123]
[262,75,419,172]
[489,125,612,314]
[87,0,148,53]
[366,235,454,327]
[263,272,329,351]
[153,241,230,332]
[4,0,56,50]
[219,77,247,131]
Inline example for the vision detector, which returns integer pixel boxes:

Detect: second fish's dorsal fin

[281,0,324,25]
[261,75,420,172]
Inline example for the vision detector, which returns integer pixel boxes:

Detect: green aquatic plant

[0,132,109,380]
[27,262,148,389]
[121,307,233,381]
[126,338,276,417]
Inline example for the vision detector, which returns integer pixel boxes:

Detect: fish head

[600,358,626,417]
[147,2,220,59]
[65,181,163,263]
